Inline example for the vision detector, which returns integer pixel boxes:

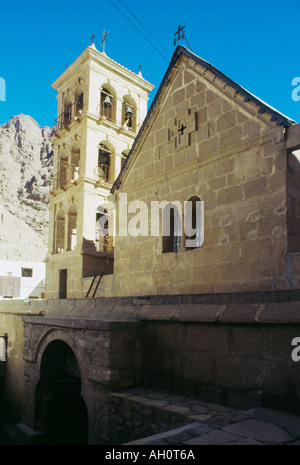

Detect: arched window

[62,92,73,128]
[162,203,182,253]
[67,204,77,251]
[57,150,68,189]
[70,139,80,181]
[122,98,136,132]
[100,87,115,122]
[55,208,65,253]
[184,196,204,249]
[75,92,83,117]
[98,144,111,183]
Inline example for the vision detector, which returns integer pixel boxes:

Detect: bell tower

[45,42,154,299]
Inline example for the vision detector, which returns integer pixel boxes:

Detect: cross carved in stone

[168,109,197,150]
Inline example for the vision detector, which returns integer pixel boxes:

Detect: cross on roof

[101,30,109,53]
[90,33,96,44]
[174,25,185,46]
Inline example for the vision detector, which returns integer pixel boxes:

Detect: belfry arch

[34,339,88,445]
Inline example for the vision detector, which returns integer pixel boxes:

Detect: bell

[126,105,133,114]
[104,94,111,105]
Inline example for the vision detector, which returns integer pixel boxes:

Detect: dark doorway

[35,340,88,445]
[59,269,67,299]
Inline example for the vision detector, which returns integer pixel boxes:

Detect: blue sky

[1,0,300,128]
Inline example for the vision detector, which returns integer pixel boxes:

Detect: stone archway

[34,339,88,445]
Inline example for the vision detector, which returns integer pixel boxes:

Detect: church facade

[110,46,300,298]
[2,45,300,445]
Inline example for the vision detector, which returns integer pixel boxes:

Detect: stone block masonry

[1,291,300,443]
[112,55,296,298]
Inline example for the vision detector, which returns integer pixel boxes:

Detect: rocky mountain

[0,114,54,261]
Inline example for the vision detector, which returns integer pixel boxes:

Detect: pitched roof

[112,45,295,193]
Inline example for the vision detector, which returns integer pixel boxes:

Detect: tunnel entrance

[34,339,88,445]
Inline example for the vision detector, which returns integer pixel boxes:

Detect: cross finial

[174,25,185,46]
[101,30,109,53]
[90,33,96,44]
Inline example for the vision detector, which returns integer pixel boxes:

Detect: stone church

[1,43,300,445]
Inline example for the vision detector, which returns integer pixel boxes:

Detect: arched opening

[184,195,203,249]
[62,92,73,128]
[98,143,112,183]
[55,208,65,253]
[57,147,69,189]
[70,137,81,178]
[162,203,182,253]
[100,86,116,123]
[67,203,77,251]
[34,340,88,445]
[75,81,84,117]
[122,96,136,132]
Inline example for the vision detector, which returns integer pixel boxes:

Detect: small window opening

[21,268,33,278]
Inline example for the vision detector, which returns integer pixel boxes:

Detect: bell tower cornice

[52,45,154,95]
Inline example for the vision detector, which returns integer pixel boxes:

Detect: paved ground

[122,390,300,445]
[1,389,300,445]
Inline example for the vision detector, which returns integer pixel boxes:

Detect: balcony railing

[51,163,79,193]
[96,164,110,183]
[95,233,114,254]
[54,100,83,133]
[100,100,114,122]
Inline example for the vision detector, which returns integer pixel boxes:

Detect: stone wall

[112,56,294,297]
[1,293,300,443]
[0,300,45,422]
[143,321,300,414]
[109,391,193,444]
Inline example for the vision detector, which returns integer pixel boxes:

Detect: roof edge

[112,45,295,193]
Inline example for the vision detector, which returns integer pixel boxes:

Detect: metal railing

[51,163,79,192]
[100,100,114,122]
[54,100,83,133]
[97,164,110,183]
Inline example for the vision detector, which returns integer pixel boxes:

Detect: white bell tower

[45,39,154,299]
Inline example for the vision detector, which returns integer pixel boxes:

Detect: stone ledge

[3,289,300,325]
